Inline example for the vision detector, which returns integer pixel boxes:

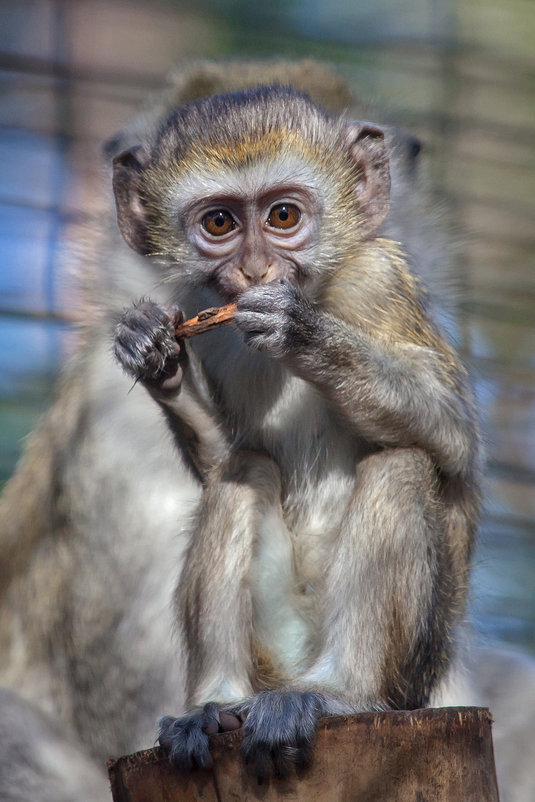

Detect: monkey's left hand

[235,280,316,358]
[113,299,187,397]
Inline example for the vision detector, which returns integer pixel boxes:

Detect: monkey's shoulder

[322,238,444,350]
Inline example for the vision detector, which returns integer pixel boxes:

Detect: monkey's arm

[113,299,229,478]
[236,274,478,479]
[294,313,476,478]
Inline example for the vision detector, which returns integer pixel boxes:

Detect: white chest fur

[250,504,313,676]
[192,326,360,677]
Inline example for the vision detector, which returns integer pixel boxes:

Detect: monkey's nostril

[239,266,253,283]
[258,263,274,282]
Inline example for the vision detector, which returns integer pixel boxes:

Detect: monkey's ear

[112,145,151,255]
[346,122,390,237]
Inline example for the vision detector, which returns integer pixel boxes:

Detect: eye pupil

[267,203,300,230]
[202,210,234,236]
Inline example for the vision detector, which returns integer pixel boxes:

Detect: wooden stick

[174,303,237,339]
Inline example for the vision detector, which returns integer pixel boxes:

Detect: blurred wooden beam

[107,706,499,801]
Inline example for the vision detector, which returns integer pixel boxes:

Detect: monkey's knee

[221,450,282,504]
[358,446,436,492]
[370,445,434,468]
[353,447,440,535]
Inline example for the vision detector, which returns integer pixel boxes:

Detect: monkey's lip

[212,286,252,304]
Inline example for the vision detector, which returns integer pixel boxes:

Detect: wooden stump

[107,707,499,801]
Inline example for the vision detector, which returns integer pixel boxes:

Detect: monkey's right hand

[113,299,187,396]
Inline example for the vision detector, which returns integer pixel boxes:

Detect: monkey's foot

[238,690,324,779]
[158,704,242,770]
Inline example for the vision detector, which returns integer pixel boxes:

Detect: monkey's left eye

[202,210,235,236]
[267,203,301,230]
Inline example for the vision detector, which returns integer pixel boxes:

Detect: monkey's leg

[159,450,281,770]
[238,447,455,777]
[299,445,453,708]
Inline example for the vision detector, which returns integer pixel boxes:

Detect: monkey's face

[112,91,391,303]
[174,159,326,301]
[114,149,342,301]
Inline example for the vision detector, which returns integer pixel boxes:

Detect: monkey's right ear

[345,122,390,237]
[112,145,151,255]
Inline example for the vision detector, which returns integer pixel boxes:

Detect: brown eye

[267,203,301,230]
[202,210,235,236]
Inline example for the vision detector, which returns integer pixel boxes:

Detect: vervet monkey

[112,85,480,776]
[0,60,532,800]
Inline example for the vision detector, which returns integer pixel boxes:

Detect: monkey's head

[113,87,390,302]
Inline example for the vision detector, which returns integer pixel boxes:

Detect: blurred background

[0,0,534,655]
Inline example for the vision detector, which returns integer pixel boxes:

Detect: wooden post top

[108,707,500,801]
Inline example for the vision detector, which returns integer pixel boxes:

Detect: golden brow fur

[142,119,366,268]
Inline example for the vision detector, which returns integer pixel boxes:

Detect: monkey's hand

[235,280,316,358]
[113,299,186,395]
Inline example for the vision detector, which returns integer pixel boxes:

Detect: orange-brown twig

[174,303,237,339]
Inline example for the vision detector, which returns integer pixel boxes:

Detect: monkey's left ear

[112,145,151,255]
[346,122,390,237]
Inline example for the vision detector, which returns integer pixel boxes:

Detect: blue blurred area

[0,312,71,488]
[1,203,59,313]
[0,130,64,208]
[0,127,72,471]
[0,316,71,398]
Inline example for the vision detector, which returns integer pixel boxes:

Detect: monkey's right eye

[202,210,235,237]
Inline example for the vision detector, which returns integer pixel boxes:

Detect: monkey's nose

[240,264,270,283]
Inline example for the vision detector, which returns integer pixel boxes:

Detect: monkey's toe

[158,706,218,770]
[240,691,322,779]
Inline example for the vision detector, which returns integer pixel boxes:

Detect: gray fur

[158,705,219,771]
[114,298,181,380]
[0,689,109,802]
[239,691,326,778]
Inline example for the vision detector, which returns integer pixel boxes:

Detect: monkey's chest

[246,378,360,524]
[243,380,360,678]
